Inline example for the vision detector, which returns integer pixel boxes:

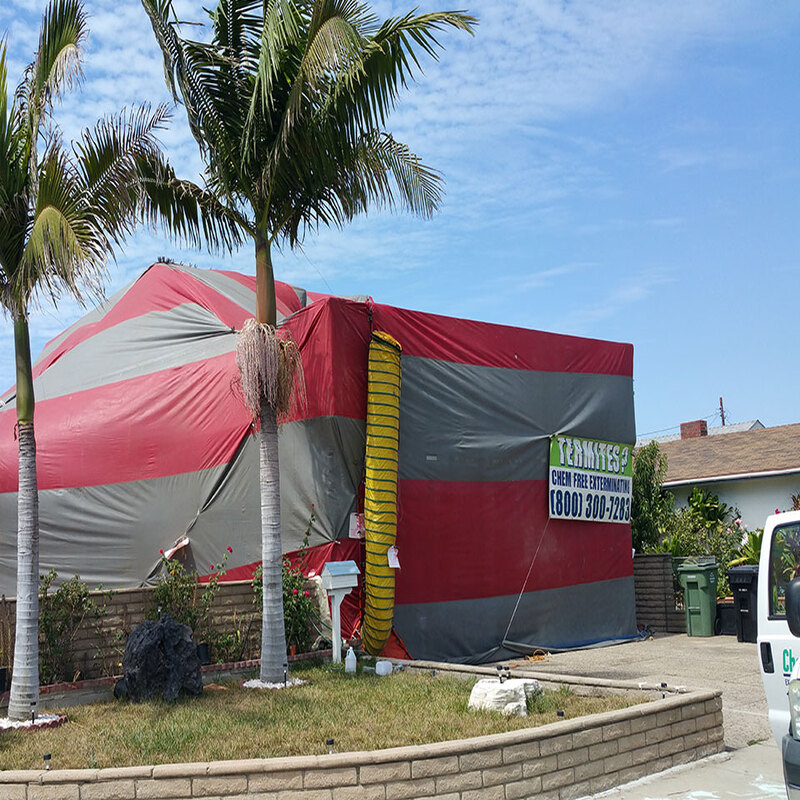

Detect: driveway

[510,632,771,749]
[510,632,782,798]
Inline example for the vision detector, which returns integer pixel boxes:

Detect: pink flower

[159,549,164,555]
[210,564,215,571]
[304,590,310,597]
[292,588,298,595]
[227,546,233,553]
[776,509,781,514]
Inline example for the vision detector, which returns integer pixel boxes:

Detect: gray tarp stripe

[398,355,635,482]
[392,576,637,664]
[31,304,238,402]
[0,463,260,595]
[36,280,134,363]
[292,286,308,307]
[168,263,260,318]
[166,263,294,326]
[279,416,365,547]
[0,414,365,595]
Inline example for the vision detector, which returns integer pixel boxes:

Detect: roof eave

[663,465,800,487]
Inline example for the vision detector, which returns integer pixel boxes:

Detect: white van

[757,510,800,796]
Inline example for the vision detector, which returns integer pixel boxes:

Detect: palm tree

[0,0,240,720]
[141,0,475,681]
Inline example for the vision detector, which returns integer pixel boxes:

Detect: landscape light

[326,738,335,755]
[43,753,51,770]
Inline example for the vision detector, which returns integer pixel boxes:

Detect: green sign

[548,435,632,523]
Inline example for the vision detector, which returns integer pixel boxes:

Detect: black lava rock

[122,614,203,702]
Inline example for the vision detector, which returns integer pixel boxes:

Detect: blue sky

[2,1,799,439]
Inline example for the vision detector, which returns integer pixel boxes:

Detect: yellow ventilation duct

[361,330,402,655]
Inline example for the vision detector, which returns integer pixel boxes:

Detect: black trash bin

[728,565,758,643]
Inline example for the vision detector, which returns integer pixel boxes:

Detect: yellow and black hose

[361,331,402,655]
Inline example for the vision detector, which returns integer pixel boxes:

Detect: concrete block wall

[633,554,686,634]
[0,580,262,681]
[0,689,724,799]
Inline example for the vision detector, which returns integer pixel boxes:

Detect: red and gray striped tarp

[0,262,637,663]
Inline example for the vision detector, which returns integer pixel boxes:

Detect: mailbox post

[321,561,360,663]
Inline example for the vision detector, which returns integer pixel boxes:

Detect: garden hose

[361,331,402,655]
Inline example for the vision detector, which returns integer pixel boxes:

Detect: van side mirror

[787,579,800,637]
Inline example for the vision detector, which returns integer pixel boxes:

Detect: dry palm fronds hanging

[235,319,306,420]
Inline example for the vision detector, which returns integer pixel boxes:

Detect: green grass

[0,663,649,770]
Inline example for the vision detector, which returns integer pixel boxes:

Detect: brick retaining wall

[634,554,686,634]
[0,687,723,799]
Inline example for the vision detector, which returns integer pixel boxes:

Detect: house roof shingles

[659,422,800,485]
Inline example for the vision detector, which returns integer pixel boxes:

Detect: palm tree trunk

[8,316,40,720]
[259,398,287,682]
[254,233,287,682]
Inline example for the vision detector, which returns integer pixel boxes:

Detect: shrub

[38,570,111,685]
[147,548,231,641]
[659,496,741,598]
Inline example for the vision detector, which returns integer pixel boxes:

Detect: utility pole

[719,397,726,427]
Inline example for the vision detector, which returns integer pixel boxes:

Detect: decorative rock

[468,677,542,717]
[122,614,203,702]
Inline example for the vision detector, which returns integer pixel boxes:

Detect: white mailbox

[321,561,360,664]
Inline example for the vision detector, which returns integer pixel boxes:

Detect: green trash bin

[677,559,719,637]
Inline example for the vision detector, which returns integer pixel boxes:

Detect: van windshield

[770,523,800,617]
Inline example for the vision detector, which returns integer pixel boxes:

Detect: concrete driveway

[510,633,770,749]
[510,633,783,798]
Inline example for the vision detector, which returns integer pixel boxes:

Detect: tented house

[0,262,637,663]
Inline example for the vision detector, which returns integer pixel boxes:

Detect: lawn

[0,662,649,770]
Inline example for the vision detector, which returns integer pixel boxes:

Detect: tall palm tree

[141,0,475,681]
[0,0,240,720]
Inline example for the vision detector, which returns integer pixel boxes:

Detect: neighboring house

[655,420,800,530]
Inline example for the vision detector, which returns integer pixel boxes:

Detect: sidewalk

[598,740,784,799]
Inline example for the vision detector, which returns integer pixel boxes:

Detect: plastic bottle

[344,646,357,674]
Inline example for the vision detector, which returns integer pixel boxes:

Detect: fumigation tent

[0,262,637,662]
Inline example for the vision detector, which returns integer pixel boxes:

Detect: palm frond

[136,160,251,251]
[267,123,442,247]
[74,103,247,252]
[141,0,248,202]
[247,0,303,130]
[0,40,32,301]
[326,9,476,137]
[30,0,88,112]
[17,143,106,309]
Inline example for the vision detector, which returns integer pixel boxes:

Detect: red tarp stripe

[32,265,254,379]
[371,304,633,375]
[394,479,632,605]
[0,353,253,491]
[282,298,371,423]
